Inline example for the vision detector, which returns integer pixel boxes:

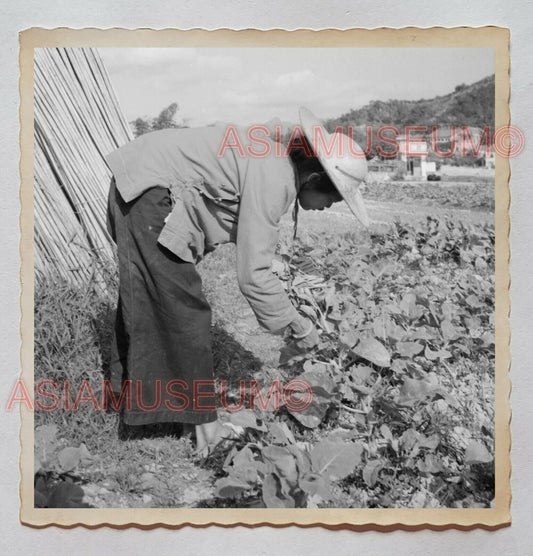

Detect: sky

[98,47,494,128]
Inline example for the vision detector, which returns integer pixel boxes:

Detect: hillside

[326,75,494,131]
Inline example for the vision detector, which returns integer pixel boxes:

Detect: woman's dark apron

[106,179,217,426]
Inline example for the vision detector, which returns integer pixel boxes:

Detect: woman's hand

[289,315,320,350]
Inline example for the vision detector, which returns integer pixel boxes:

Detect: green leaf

[464,440,493,465]
[339,382,357,400]
[339,329,359,348]
[475,256,488,271]
[397,341,424,357]
[35,424,58,445]
[440,301,456,320]
[397,377,438,405]
[225,447,266,487]
[34,489,48,508]
[417,454,443,475]
[419,433,440,451]
[232,446,256,468]
[380,424,393,442]
[279,342,307,366]
[228,409,265,431]
[215,476,253,498]
[285,368,336,428]
[267,422,295,445]
[310,438,363,481]
[302,360,328,373]
[262,446,298,484]
[362,460,384,487]
[409,327,436,341]
[372,314,398,341]
[139,472,161,491]
[57,444,92,473]
[299,472,332,500]
[47,480,90,508]
[34,476,50,507]
[465,294,484,309]
[390,359,408,375]
[262,473,295,508]
[424,345,452,361]
[295,368,337,399]
[271,258,286,276]
[287,443,312,476]
[400,292,418,318]
[287,399,329,429]
[400,428,422,457]
[351,337,391,368]
[350,365,374,384]
[299,305,317,320]
[35,424,59,473]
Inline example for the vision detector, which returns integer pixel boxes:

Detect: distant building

[397,133,431,177]
[484,150,496,169]
[430,125,492,158]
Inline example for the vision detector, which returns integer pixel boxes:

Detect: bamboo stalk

[34,47,133,289]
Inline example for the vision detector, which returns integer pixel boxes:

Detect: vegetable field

[363,179,494,212]
[34,183,495,509]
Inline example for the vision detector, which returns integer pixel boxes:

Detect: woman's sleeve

[235,158,300,332]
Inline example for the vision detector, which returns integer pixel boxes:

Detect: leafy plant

[213,215,495,508]
[34,207,494,508]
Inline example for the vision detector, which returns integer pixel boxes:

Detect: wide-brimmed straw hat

[299,107,370,227]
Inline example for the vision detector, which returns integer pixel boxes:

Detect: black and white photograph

[21,27,510,527]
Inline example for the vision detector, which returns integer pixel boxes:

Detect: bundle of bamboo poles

[34,47,133,289]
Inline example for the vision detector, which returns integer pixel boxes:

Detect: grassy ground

[34,180,495,508]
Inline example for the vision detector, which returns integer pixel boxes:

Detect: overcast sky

[98,47,494,128]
